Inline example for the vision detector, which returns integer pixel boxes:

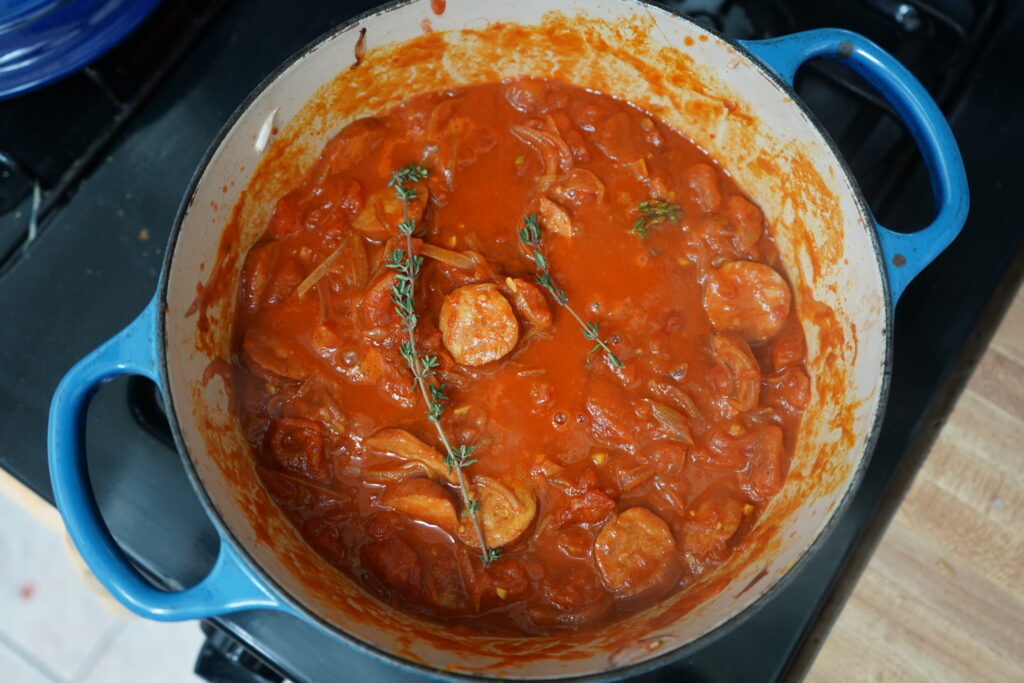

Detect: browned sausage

[684,163,722,212]
[439,283,520,366]
[682,497,744,557]
[724,195,763,249]
[536,196,574,237]
[594,507,678,597]
[742,425,787,500]
[708,332,761,419]
[458,476,537,549]
[352,184,428,241]
[265,417,330,483]
[242,325,311,381]
[703,260,791,343]
[506,277,552,330]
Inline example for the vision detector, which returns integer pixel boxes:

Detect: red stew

[231,78,809,635]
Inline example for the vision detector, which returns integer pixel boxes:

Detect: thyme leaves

[386,163,498,567]
[518,214,624,369]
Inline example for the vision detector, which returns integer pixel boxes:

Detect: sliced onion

[510,124,573,177]
[297,233,352,298]
[543,114,575,165]
[619,158,649,181]
[343,234,369,288]
[421,242,475,269]
[257,465,346,500]
[644,399,694,445]
[365,428,456,484]
[361,459,432,482]
[711,333,760,415]
[648,379,704,424]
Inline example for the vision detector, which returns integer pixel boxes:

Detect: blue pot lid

[0,0,162,99]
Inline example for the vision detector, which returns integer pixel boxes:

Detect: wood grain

[808,283,1024,682]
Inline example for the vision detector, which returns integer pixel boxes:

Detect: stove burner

[664,0,995,232]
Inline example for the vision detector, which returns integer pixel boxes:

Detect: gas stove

[1,1,1020,681]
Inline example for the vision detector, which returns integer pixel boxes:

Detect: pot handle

[48,298,287,620]
[738,29,969,303]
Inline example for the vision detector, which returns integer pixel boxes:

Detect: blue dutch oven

[0,0,160,98]
[48,1,967,679]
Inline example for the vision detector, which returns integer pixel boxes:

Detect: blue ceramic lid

[0,0,162,99]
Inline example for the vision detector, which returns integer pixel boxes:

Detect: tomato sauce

[231,78,809,635]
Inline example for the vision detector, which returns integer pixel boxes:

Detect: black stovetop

[1,1,1021,681]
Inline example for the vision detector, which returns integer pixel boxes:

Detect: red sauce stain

[421,18,433,33]
[430,0,446,15]
[17,582,35,600]
[698,34,708,42]
[683,36,694,47]
[201,357,236,405]
[186,280,205,318]
[737,566,768,596]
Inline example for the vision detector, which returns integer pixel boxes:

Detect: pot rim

[155,1,894,679]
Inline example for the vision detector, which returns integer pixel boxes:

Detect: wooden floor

[807,282,1024,681]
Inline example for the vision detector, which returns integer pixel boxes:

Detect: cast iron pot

[48,0,968,679]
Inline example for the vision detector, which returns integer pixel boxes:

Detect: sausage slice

[702,260,791,343]
[458,476,536,549]
[594,507,678,597]
[439,283,519,366]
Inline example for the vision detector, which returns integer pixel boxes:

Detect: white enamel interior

[162,0,888,678]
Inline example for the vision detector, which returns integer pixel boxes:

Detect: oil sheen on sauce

[230,78,810,636]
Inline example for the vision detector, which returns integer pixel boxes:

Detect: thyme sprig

[518,214,624,368]
[385,163,500,567]
[631,198,681,237]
